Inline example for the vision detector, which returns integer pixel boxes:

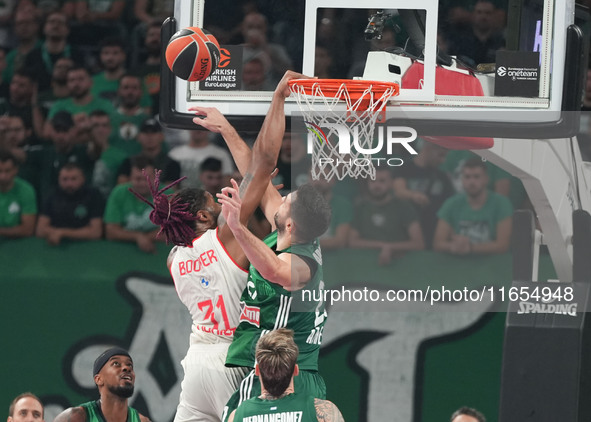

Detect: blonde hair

[255,329,299,397]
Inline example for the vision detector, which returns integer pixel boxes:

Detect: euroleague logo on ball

[166,27,221,81]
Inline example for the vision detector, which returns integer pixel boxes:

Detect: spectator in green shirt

[88,110,128,199]
[91,37,127,104]
[434,157,513,255]
[0,149,37,238]
[104,155,163,253]
[440,149,526,208]
[109,74,151,156]
[46,65,116,141]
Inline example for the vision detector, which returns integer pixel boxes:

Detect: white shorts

[173,341,248,422]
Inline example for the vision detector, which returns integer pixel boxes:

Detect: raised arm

[190,108,251,176]
[218,180,312,290]
[191,70,299,175]
[191,71,309,225]
[189,106,280,228]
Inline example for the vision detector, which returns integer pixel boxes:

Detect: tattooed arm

[215,72,307,265]
[193,71,310,226]
[314,399,345,422]
[191,70,301,178]
[53,407,87,422]
[217,71,304,222]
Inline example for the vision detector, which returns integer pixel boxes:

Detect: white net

[289,80,399,181]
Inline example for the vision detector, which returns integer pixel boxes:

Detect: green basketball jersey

[233,393,318,422]
[79,400,141,422]
[226,231,327,371]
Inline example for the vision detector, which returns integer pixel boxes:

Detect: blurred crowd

[279,134,525,265]
[0,0,246,252]
[1,0,589,263]
[0,109,528,261]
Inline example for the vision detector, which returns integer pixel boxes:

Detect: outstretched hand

[217,178,243,233]
[274,70,314,99]
[189,106,231,133]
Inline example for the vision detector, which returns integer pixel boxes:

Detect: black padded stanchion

[511,210,536,282]
[499,210,591,422]
[573,210,591,283]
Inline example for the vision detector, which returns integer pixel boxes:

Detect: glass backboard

[159,0,587,138]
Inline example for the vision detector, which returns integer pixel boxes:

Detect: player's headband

[93,347,131,376]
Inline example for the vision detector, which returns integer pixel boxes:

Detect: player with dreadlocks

[131,71,308,422]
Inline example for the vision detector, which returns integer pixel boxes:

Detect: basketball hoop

[288,79,399,181]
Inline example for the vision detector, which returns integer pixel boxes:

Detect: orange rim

[288,78,399,102]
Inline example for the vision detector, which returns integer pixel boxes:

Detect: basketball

[165,27,220,81]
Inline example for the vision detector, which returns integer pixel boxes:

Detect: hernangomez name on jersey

[170,227,249,342]
[232,393,318,422]
[226,231,327,369]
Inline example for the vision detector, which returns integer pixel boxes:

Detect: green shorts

[222,369,326,421]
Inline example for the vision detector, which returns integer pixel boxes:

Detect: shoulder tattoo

[314,399,345,422]
[54,407,86,422]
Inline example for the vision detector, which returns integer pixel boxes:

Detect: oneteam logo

[496,66,538,80]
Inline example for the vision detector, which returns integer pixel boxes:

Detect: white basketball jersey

[171,228,248,343]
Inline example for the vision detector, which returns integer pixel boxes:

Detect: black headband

[93,347,131,376]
